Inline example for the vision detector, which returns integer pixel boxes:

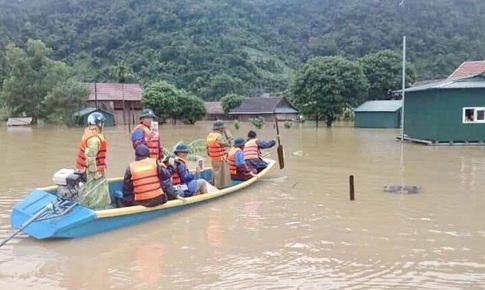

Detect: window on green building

[463,107,485,123]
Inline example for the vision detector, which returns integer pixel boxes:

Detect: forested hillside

[1,0,485,100]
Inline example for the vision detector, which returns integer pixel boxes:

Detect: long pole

[401,36,406,142]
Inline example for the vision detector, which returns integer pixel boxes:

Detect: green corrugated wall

[354,111,400,128]
[404,88,485,142]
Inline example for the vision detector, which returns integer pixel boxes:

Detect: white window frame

[463,107,485,123]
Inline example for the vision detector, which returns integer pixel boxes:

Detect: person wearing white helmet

[74,111,111,209]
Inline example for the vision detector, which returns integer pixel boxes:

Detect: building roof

[205,102,224,115]
[229,96,298,115]
[448,60,485,79]
[73,107,114,117]
[84,83,143,101]
[401,75,485,93]
[355,100,402,112]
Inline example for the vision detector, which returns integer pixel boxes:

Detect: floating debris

[293,150,304,156]
[384,185,419,194]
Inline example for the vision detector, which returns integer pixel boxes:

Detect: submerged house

[84,83,143,125]
[72,108,116,127]
[354,100,402,128]
[229,96,299,121]
[402,60,485,144]
[204,102,226,120]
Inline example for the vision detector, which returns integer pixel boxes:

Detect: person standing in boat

[244,130,276,173]
[131,109,163,161]
[171,143,212,197]
[206,120,232,188]
[74,112,111,209]
[228,138,257,182]
[120,144,169,207]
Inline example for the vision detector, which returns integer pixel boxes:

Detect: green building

[354,100,402,128]
[73,108,116,127]
[403,75,485,144]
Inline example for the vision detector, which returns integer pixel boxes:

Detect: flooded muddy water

[1,121,484,289]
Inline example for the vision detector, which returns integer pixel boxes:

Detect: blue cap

[135,144,150,158]
[234,138,245,147]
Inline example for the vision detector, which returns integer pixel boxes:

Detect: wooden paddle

[274,117,285,169]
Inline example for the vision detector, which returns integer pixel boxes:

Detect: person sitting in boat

[74,112,111,210]
[206,120,232,188]
[244,130,276,173]
[228,138,257,182]
[131,109,163,161]
[172,144,209,197]
[120,144,169,207]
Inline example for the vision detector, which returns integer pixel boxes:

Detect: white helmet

[87,112,106,126]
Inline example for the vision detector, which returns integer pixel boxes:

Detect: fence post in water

[349,175,355,201]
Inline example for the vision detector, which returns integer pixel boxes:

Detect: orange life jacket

[132,124,161,160]
[75,127,107,172]
[129,158,164,201]
[227,147,242,175]
[171,158,189,185]
[206,132,227,161]
[243,138,260,160]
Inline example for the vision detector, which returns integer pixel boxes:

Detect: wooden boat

[9,159,275,240]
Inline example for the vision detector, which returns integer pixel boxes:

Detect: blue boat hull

[10,159,275,240]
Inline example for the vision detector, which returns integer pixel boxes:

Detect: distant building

[354,100,402,128]
[204,102,226,120]
[73,108,116,127]
[6,117,33,126]
[229,96,299,121]
[84,83,143,125]
[401,60,485,144]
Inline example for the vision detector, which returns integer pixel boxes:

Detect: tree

[2,39,69,122]
[43,79,90,125]
[221,93,246,114]
[290,56,369,127]
[177,92,206,124]
[359,50,416,99]
[141,80,183,123]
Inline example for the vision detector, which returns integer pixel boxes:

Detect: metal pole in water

[349,175,355,201]
[401,35,406,142]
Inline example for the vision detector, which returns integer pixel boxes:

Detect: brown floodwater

[0,121,484,289]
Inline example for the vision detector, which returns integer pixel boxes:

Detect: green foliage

[142,80,206,124]
[2,0,485,104]
[0,105,10,122]
[290,56,369,127]
[111,61,135,84]
[338,107,355,122]
[233,119,240,130]
[1,39,70,122]
[249,116,265,129]
[141,80,182,123]
[177,92,206,124]
[221,93,246,114]
[43,79,90,125]
[359,50,416,99]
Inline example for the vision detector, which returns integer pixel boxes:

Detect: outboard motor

[52,169,87,199]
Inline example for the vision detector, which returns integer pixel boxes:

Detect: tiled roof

[448,60,485,79]
[229,96,298,114]
[204,102,224,114]
[84,83,142,101]
[355,100,402,112]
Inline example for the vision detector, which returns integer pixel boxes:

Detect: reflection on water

[1,122,485,289]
